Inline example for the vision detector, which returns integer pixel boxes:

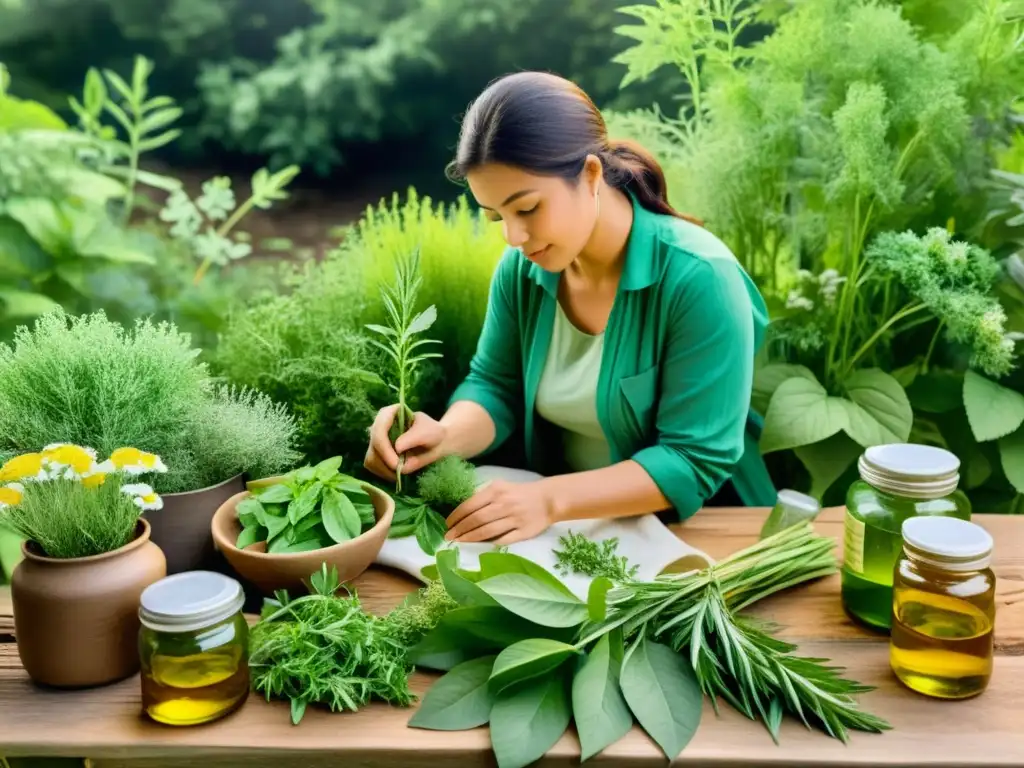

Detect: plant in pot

[0,309,303,576]
[211,456,395,595]
[0,443,168,688]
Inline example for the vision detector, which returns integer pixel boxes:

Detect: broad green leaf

[0,288,60,318]
[321,487,361,543]
[490,671,572,768]
[998,427,1024,494]
[965,443,993,490]
[407,304,438,335]
[963,369,1024,442]
[794,432,861,500]
[0,95,66,129]
[408,655,497,730]
[619,638,703,760]
[0,215,51,277]
[477,551,578,599]
[906,369,963,414]
[294,466,317,484]
[287,481,323,525]
[752,363,817,416]
[236,525,265,550]
[909,416,949,449]
[439,605,573,646]
[416,508,448,555]
[256,484,293,504]
[489,638,579,692]
[388,522,419,539]
[477,573,588,628]
[437,548,498,607]
[265,513,290,541]
[891,361,920,388]
[236,497,263,528]
[314,455,343,481]
[587,576,614,622]
[4,198,68,256]
[841,368,913,446]
[761,376,849,454]
[572,633,633,760]
[408,614,505,672]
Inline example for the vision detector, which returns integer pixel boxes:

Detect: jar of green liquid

[842,443,971,631]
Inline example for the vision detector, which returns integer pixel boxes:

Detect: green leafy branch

[366,247,442,493]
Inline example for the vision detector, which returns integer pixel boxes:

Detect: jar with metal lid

[890,516,996,699]
[138,571,250,726]
[842,443,971,630]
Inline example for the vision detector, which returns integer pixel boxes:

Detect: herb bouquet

[407,523,889,768]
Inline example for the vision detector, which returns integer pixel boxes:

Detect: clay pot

[11,518,167,688]
[210,481,394,595]
[143,473,245,575]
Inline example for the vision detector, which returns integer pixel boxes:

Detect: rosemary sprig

[366,247,442,493]
[552,529,640,582]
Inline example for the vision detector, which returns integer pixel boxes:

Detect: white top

[535,303,612,472]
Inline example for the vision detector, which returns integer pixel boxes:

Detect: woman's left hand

[444,479,558,545]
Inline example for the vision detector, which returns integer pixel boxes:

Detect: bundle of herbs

[249,563,456,724]
[407,523,888,768]
[552,529,640,582]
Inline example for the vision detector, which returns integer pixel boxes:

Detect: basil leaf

[408,655,497,731]
[489,638,578,692]
[619,637,703,760]
[258,483,293,504]
[416,507,447,555]
[236,524,266,550]
[322,487,361,543]
[477,573,588,628]
[314,455,343,481]
[490,670,572,768]
[572,632,632,760]
[287,480,323,525]
[236,496,265,527]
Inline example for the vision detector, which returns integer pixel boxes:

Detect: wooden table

[1,506,1022,767]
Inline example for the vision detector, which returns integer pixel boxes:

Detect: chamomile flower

[108,447,168,476]
[0,482,24,508]
[0,452,47,483]
[120,483,163,512]
[41,444,98,480]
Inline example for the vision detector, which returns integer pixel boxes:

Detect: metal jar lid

[902,516,993,572]
[858,443,960,499]
[139,571,245,634]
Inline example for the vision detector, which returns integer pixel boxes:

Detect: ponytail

[603,139,703,227]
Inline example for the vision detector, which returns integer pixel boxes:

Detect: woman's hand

[363,404,447,482]
[444,479,559,545]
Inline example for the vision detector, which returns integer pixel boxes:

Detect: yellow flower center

[110,447,159,469]
[0,486,23,505]
[42,444,94,473]
[0,453,43,483]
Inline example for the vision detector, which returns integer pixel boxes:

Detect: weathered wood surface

[1,506,1022,768]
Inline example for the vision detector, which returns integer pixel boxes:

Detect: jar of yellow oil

[890,516,996,700]
[138,571,250,725]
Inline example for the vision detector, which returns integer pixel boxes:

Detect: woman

[365,71,776,545]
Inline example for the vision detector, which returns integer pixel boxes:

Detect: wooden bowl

[210,482,394,595]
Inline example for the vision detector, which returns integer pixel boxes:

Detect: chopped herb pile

[552,529,640,582]
[416,454,477,514]
[249,563,455,724]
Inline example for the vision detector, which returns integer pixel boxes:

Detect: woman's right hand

[363,404,448,482]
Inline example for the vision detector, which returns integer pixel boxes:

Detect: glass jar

[760,489,821,539]
[842,444,971,630]
[138,571,250,726]
[890,516,996,699]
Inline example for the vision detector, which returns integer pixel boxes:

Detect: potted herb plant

[0,443,168,688]
[210,456,394,594]
[0,309,303,576]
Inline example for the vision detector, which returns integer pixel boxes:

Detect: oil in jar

[139,571,251,726]
[890,516,996,700]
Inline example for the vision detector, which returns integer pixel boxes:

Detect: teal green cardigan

[448,196,777,520]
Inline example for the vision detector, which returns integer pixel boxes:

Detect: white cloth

[374,465,715,601]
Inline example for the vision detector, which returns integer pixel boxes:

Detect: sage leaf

[752,363,817,416]
[440,605,572,646]
[964,369,1024,442]
[437,548,498,607]
[587,576,614,622]
[314,455,343,481]
[619,637,702,760]
[793,432,861,500]
[478,551,578,599]
[408,655,497,730]
[841,368,913,446]
[490,670,572,768]
[477,573,588,628]
[761,376,849,454]
[489,638,578,692]
[408,616,500,672]
[258,483,293,504]
[322,487,362,543]
[572,632,632,761]
[416,507,448,555]
[288,480,323,525]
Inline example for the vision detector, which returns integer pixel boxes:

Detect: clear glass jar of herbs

[891,516,996,699]
[842,444,971,631]
[138,571,250,726]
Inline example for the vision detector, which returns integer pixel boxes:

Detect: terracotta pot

[11,518,167,688]
[144,473,245,575]
[210,480,394,595]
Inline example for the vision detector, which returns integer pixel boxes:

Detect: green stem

[122,126,139,225]
[842,302,928,378]
[922,320,945,372]
[193,195,257,286]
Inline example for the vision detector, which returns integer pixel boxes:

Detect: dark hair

[447,71,702,226]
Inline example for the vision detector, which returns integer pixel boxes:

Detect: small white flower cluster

[786,268,848,312]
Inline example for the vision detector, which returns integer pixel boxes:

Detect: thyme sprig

[552,529,640,582]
